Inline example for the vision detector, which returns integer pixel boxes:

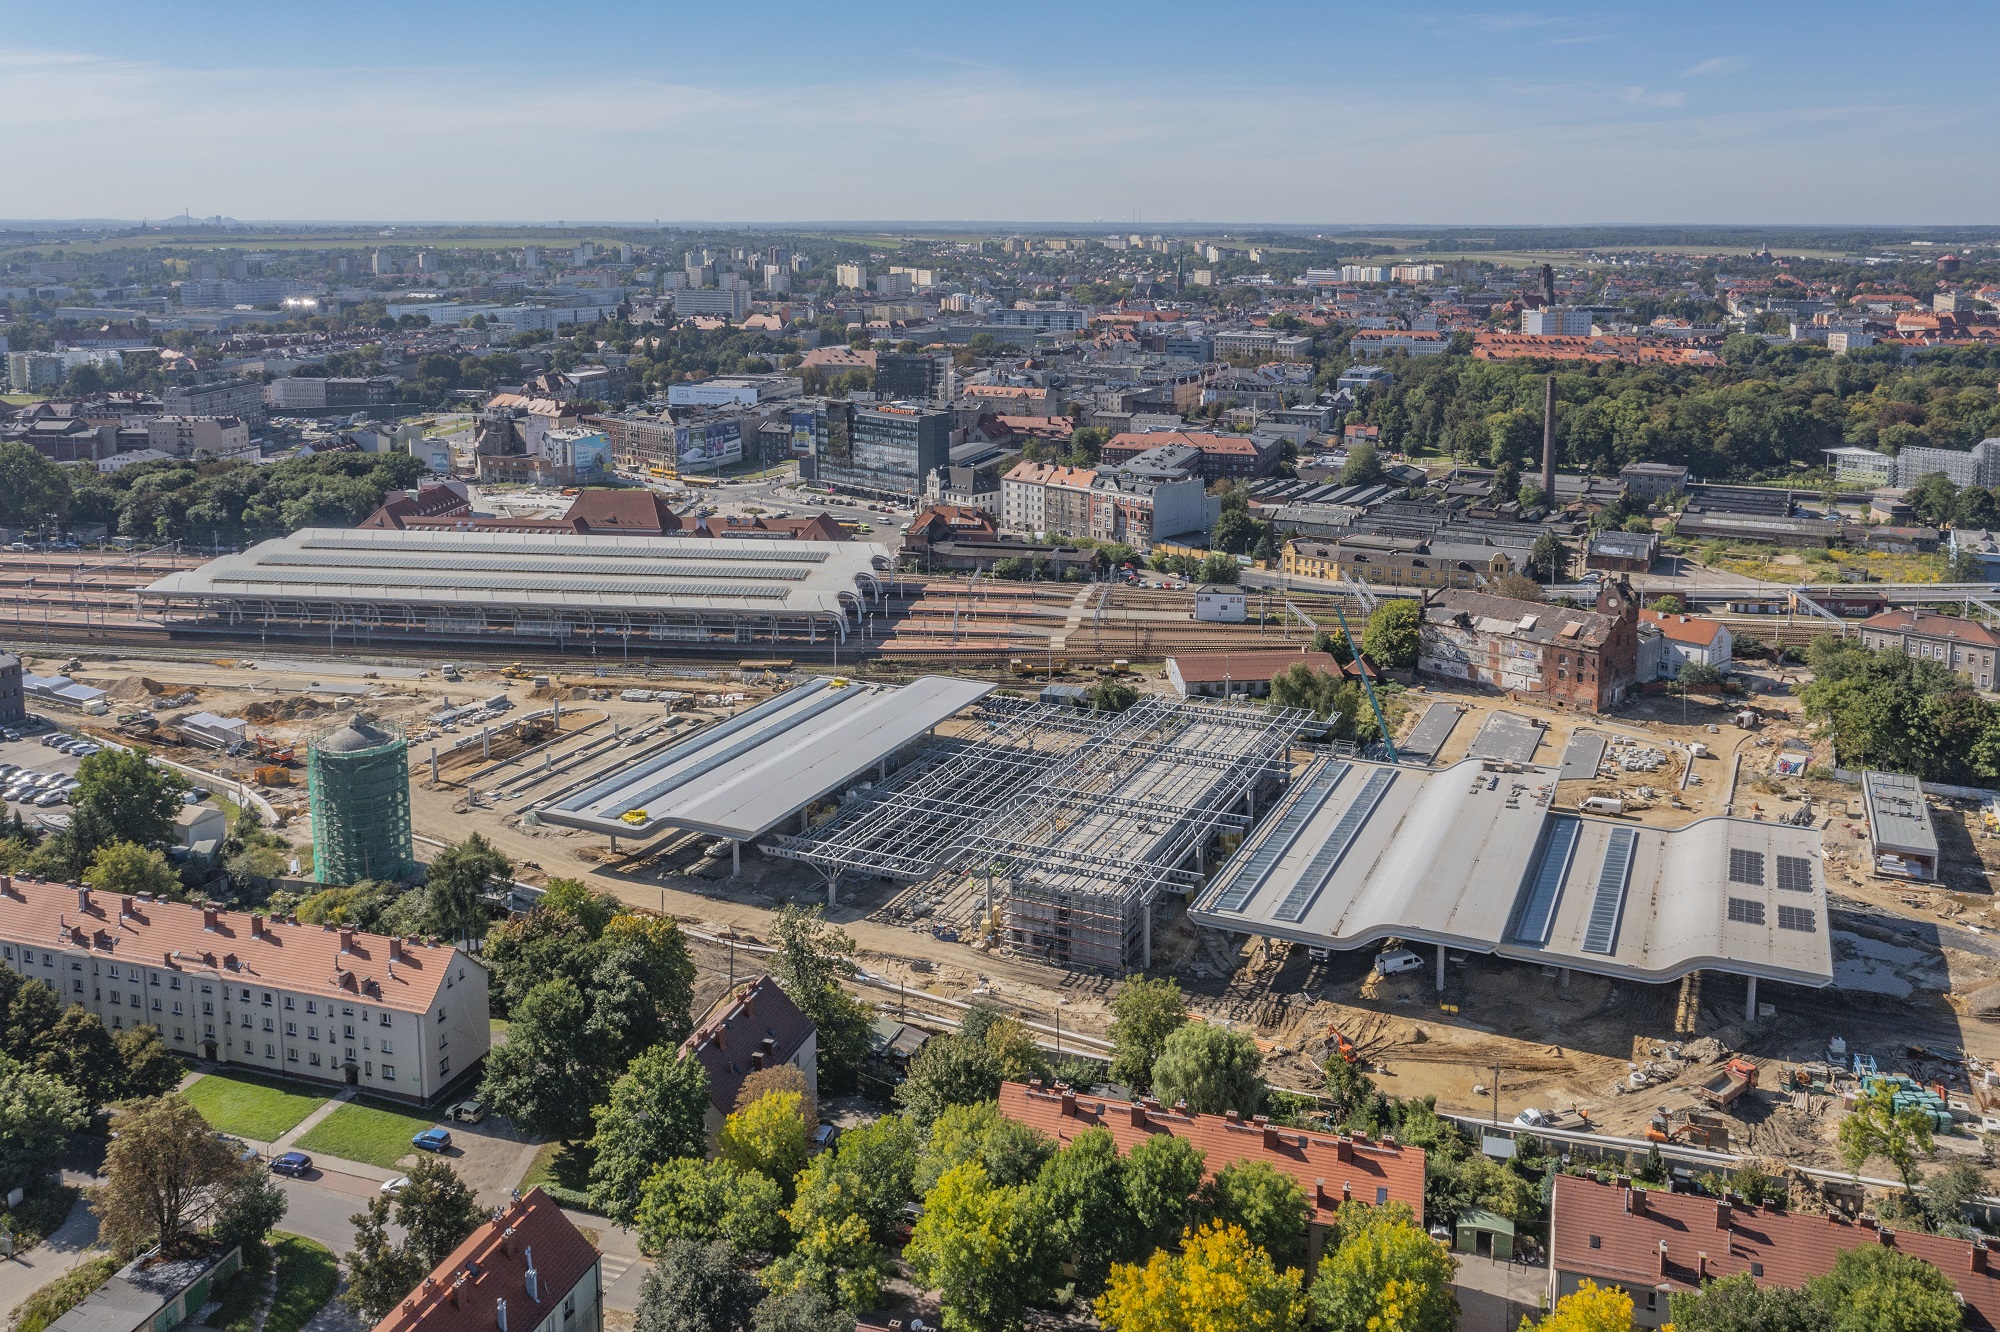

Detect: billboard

[674,420,743,472]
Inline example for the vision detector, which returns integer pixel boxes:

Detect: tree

[32,1008,123,1111]
[717,1090,811,1198]
[1200,1161,1311,1272]
[1310,1202,1457,1332]
[1341,443,1383,486]
[904,1161,1058,1332]
[597,913,699,1047]
[1918,1159,1988,1237]
[478,977,603,1142]
[634,1157,785,1258]
[341,1194,427,1321]
[0,1055,87,1193]
[94,1093,257,1256]
[396,1157,484,1271]
[1530,531,1567,582]
[635,1240,762,1332]
[1527,1279,1633,1332]
[1198,553,1242,584]
[1667,1275,1827,1332]
[1906,472,1960,527]
[1493,573,1546,602]
[589,1046,711,1224]
[1838,1086,1935,1194]
[762,1210,890,1312]
[734,1063,816,1128]
[1032,1128,1132,1294]
[1086,679,1140,712]
[1648,594,1685,613]
[789,1113,918,1246]
[1123,1133,1207,1257]
[750,1287,851,1332]
[1108,976,1187,1094]
[1805,1244,1963,1332]
[895,1031,1002,1129]
[1362,599,1422,670]
[768,906,874,1092]
[82,841,181,898]
[1323,1056,1375,1126]
[1095,1220,1306,1332]
[915,1101,1055,1198]
[70,748,187,858]
[0,442,76,529]
[1313,628,1356,665]
[1211,509,1259,556]
[1490,458,1520,501]
[1150,1022,1265,1117]
[114,1025,184,1100]
[422,832,509,943]
[211,1168,287,1260]
[979,1016,1052,1085]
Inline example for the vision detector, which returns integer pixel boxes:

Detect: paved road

[0,1186,98,1322]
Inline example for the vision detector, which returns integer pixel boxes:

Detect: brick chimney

[1336,1137,1352,1163]
[250,915,265,939]
[1225,1109,1241,1124]
[1059,1087,1076,1117]
[1257,1116,1280,1150]
[1716,1200,1731,1230]
[338,928,354,953]
[388,937,405,962]
[1657,1241,1669,1277]
[1974,1240,1988,1275]
[1627,1187,1646,1215]
[202,907,219,931]
[1128,1100,1148,1128]
[76,886,90,912]
[749,1051,766,1071]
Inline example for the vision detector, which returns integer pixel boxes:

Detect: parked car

[448,1099,486,1124]
[411,1127,452,1153]
[381,1176,410,1195]
[269,1151,313,1176]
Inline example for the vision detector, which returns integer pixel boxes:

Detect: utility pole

[1492,1059,1502,1126]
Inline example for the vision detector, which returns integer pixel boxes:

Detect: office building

[876,353,949,402]
[0,879,488,1102]
[817,402,950,496]
[163,378,266,425]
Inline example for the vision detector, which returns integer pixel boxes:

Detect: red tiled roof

[0,877,461,1015]
[1859,609,2000,650]
[999,1081,1424,1225]
[564,489,676,535]
[1550,1175,2000,1329]
[680,976,816,1120]
[1168,649,1332,686]
[1105,431,1262,458]
[1639,609,1726,647]
[372,1189,598,1332]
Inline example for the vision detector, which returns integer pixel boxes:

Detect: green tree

[1313,629,1356,664]
[895,1031,1002,1129]
[1918,1159,1988,1237]
[768,906,874,1092]
[395,1157,484,1270]
[210,1168,287,1261]
[1906,472,1960,527]
[82,841,180,898]
[1362,600,1422,669]
[635,1240,762,1332]
[478,978,603,1142]
[1151,1022,1265,1117]
[93,1093,258,1257]
[1528,1279,1634,1331]
[1323,1056,1376,1126]
[114,1025,184,1100]
[905,1161,1058,1332]
[1341,443,1383,486]
[1123,1133,1207,1256]
[1200,1160,1311,1272]
[1805,1245,1963,1332]
[1086,679,1140,712]
[1310,1202,1457,1332]
[762,1209,891,1312]
[1667,1275,1828,1332]
[1530,531,1567,582]
[341,1194,427,1321]
[788,1114,918,1246]
[422,832,509,943]
[634,1157,785,1258]
[0,443,75,528]
[750,1287,851,1332]
[1198,553,1242,584]
[1095,1220,1306,1332]
[1107,975,1187,1093]
[69,748,188,859]
[34,1008,123,1112]
[1838,1086,1935,1193]
[915,1101,1054,1196]
[1031,1127,1132,1294]
[718,1090,812,1198]
[1648,594,1685,613]
[0,1054,87,1192]
[589,1046,711,1224]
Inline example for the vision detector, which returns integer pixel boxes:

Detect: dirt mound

[242,696,335,723]
[108,676,163,701]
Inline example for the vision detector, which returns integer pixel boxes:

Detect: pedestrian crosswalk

[598,1253,637,1288]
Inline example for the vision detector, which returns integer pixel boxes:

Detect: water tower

[306,716,415,885]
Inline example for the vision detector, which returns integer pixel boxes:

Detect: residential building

[1419,580,1641,712]
[901,504,1000,560]
[834,263,869,289]
[958,383,1059,416]
[1283,538,1516,591]
[1212,330,1313,360]
[1857,609,2000,689]
[1001,459,1208,551]
[1002,460,1093,538]
[1638,609,1733,678]
[0,879,489,1102]
[5,351,65,393]
[989,305,1087,333]
[1547,1173,2000,1330]
[1337,365,1393,394]
[147,416,252,458]
[923,463,1002,514]
[680,976,817,1140]
[163,378,266,425]
[1102,430,1283,482]
[1347,330,1451,358]
[1617,462,1689,501]
[370,1189,602,1332]
[1522,307,1594,336]
[670,287,750,320]
[1000,1079,1423,1272]
[819,402,950,497]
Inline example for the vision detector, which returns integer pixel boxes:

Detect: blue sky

[6,0,1997,224]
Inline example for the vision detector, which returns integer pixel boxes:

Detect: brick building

[1101,430,1284,482]
[1418,579,1640,711]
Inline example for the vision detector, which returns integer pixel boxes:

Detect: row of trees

[1799,633,2000,785]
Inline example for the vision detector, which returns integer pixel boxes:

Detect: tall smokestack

[1540,263,1556,307]
[1541,376,1557,507]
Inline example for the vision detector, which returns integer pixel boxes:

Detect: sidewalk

[0,1193,100,1322]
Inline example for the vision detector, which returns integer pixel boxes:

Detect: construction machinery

[1646,1107,1731,1151]
[1694,1058,1760,1109]
[250,735,296,765]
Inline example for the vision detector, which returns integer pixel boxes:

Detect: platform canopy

[541,675,994,843]
[1191,756,1834,988]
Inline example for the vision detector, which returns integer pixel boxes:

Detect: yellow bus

[682,475,719,488]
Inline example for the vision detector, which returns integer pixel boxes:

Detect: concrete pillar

[731,840,741,877]
[1437,943,1447,992]
[1142,901,1153,969]
[1196,841,1207,873]
[480,727,490,759]
[1560,967,1571,988]
[430,748,439,783]
[826,876,837,908]
[878,756,888,780]
[1745,975,1759,1022]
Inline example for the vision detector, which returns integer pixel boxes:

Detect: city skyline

[7,0,1998,225]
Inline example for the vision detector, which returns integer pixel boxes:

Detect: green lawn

[294,1101,436,1169]
[204,1252,269,1332]
[264,1236,337,1332]
[182,1072,326,1142]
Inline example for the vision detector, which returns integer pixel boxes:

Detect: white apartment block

[0,880,489,1103]
[1522,307,1594,336]
[835,264,869,290]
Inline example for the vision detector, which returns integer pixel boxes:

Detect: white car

[381,1176,410,1196]
[1513,1108,1557,1129]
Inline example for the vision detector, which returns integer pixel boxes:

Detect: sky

[6,0,1998,226]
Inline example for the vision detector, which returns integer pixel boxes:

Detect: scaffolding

[764,694,1308,970]
[306,717,417,886]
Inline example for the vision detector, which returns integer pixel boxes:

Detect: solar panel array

[214,568,794,600]
[1728,847,1765,886]
[1272,767,1397,924]
[1580,826,1637,954]
[1512,814,1581,945]
[1775,854,1814,893]
[1728,897,1766,926]
[1777,905,1817,933]
[1211,763,1351,913]
[261,550,812,582]
[300,532,832,563]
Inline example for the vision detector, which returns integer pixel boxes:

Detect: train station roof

[1191,756,1834,988]
[540,674,994,842]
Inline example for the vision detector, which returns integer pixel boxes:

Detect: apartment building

[1101,430,1283,483]
[1858,609,2000,689]
[1521,307,1593,336]
[1000,459,1208,550]
[163,378,266,425]
[146,416,252,458]
[0,880,489,1103]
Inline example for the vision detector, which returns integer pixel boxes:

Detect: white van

[1375,948,1424,976]
[1579,797,1625,815]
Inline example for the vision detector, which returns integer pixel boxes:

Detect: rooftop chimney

[338,928,354,953]
[250,915,265,939]
[1128,1101,1148,1128]
[202,907,219,931]
[1974,1240,1988,1275]
[1059,1086,1076,1117]
[389,937,405,962]
[1541,375,1557,508]
[1628,1187,1646,1215]
[525,1259,540,1304]
[1717,1200,1732,1231]
[77,887,90,912]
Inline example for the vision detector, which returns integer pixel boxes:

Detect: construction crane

[1330,603,1399,764]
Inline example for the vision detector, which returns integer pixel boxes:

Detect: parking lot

[0,726,96,819]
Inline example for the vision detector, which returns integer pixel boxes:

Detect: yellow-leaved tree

[1095,1220,1307,1332]
[1526,1279,1636,1332]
